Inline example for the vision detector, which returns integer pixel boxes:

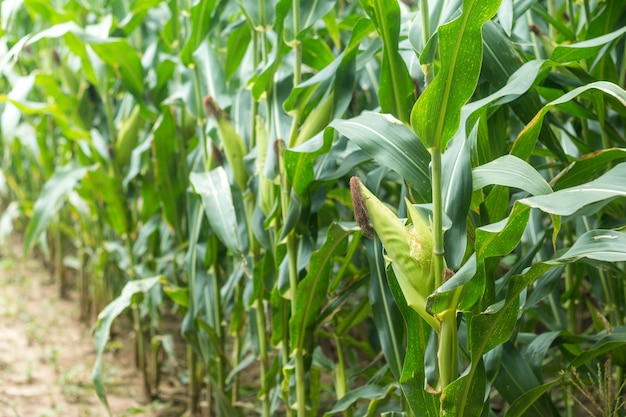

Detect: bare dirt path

[0,238,157,417]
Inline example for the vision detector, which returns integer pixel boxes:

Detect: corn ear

[294,93,334,146]
[255,115,275,216]
[204,96,249,190]
[350,177,438,329]
[405,199,434,295]
[114,106,142,170]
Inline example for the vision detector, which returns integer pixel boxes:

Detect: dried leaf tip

[350,177,373,239]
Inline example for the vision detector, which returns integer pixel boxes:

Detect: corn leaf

[442,133,473,270]
[289,223,351,353]
[411,0,502,150]
[24,163,94,255]
[548,230,626,264]
[366,238,404,380]
[441,359,487,417]
[331,113,431,203]
[553,148,626,190]
[520,162,626,216]
[494,343,557,417]
[503,380,559,417]
[180,0,219,65]
[549,25,626,63]
[511,81,626,161]
[153,108,187,238]
[190,168,246,258]
[360,0,415,122]
[324,383,395,416]
[473,155,552,196]
[386,268,440,417]
[475,203,531,260]
[92,276,162,413]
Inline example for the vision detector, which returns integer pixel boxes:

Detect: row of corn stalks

[2,1,626,416]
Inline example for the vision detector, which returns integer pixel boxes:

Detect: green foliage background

[1,0,626,416]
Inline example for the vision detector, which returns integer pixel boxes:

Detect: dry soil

[0,238,161,417]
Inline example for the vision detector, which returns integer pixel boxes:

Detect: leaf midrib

[433,3,476,150]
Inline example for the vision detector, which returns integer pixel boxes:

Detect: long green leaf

[190,168,246,257]
[324,383,395,415]
[331,113,431,202]
[481,21,567,164]
[366,238,404,380]
[549,25,626,63]
[548,230,626,263]
[285,129,333,197]
[442,360,487,417]
[92,277,161,412]
[153,108,187,238]
[411,0,502,150]
[360,0,415,122]
[494,343,557,417]
[504,380,558,417]
[553,148,626,190]
[475,203,531,260]
[520,162,626,216]
[24,163,93,254]
[26,22,144,98]
[180,0,218,65]
[442,134,472,270]
[473,155,552,196]
[387,268,440,417]
[289,223,350,352]
[511,81,626,161]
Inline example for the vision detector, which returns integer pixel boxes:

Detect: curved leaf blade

[190,168,245,257]
[548,230,626,263]
[360,0,415,122]
[24,163,93,255]
[511,81,626,161]
[412,0,502,150]
[331,113,431,202]
[92,277,161,412]
[520,162,626,216]
[473,155,552,196]
[289,223,350,352]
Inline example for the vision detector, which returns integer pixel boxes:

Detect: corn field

[2,0,626,416]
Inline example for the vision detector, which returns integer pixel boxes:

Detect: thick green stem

[276,139,304,416]
[335,336,353,417]
[192,67,210,168]
[438,309,458,389]
[125,237,150,399]
[211,255,225,393]
[281,299,293,417]
[431,145,458,389]
[280,4,308,403]
[420,0,434,86]
[255,298,271,417]
[53,225,64,297]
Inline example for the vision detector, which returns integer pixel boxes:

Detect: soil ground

[0,237,163,417]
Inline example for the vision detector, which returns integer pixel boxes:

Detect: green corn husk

[350,177,438,329]
[114,106,143,170]
[204,96,249,190]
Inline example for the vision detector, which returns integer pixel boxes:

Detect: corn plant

[2,0,626,416]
